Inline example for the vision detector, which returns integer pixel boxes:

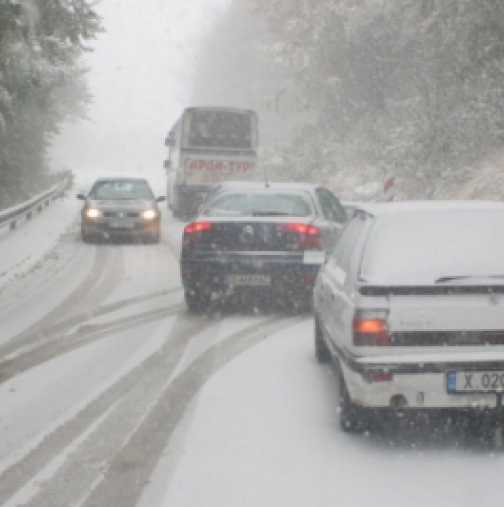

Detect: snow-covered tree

[0,0,101,207]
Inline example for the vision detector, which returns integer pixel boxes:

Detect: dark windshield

[89,180,154,200]
[204,192,313,217]
[186,110,253,149]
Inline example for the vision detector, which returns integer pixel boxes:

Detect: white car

[314,201,504,433]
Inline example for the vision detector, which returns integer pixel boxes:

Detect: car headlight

[142,209,158,220]
[85,208,102,219]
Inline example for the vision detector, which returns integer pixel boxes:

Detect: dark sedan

[180,181,347,312]
[77,177,165,243]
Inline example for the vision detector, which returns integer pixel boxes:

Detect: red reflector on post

[184,222,213,234]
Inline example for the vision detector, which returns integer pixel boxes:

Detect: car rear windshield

[89,180,154,200]
[361,210,504,285]
[203,192,314,217]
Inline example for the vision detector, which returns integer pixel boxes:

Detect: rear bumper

[341,356,504,410]
[82,218,159,237]
[181,252,320,293]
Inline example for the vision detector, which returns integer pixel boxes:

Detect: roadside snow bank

[0,197,80,293]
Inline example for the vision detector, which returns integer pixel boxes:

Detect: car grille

[103,211,140,218]
[391,331,504,346]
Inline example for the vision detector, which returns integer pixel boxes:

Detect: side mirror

[76,193,86,200]
[163,159,171,170]
[156,196,166,203]
[164,135,175,147]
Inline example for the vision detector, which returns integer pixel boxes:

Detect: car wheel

[338,371,368,433]
[145,231,160,244]
[81,226,93,243]
[463,411,501,448]
[314,317,331,363]
[184,287,211,314]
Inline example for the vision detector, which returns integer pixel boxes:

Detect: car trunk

[358,285,504,353]
[186,217,319,252]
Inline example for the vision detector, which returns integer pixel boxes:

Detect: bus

[163,107,259,217]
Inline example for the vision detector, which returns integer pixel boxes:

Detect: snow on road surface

[0,206,501,507]
[156,319,504,507]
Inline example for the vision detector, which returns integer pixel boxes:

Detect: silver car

[77,177,165,243]
[314,201,504,434]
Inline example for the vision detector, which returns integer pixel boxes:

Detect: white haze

[49,0,228,189]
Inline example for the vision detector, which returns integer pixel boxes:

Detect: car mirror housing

[156,196,166,202]
[76,193,86,200]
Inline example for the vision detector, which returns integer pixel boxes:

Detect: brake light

[184,222,213,234]
[280,223,321,250]
[366,371,393,383]
[353,310,391,346]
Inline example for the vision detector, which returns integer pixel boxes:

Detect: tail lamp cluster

[183,221,213,248]
[183,221,321,250]
[353,309,391,346]
[278,223,321,250]
[184,221,213,234]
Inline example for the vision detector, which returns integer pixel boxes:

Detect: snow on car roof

[211,181,320,192]
[93,176,149,182]
[356,200,504,216]
[360,202,504,285]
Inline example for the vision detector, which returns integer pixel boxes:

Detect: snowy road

[0,199,502,507]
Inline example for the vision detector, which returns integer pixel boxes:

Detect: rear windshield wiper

[250,210,292,217]
[435,274,504,284]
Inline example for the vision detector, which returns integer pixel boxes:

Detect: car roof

[185,106,256,115]
[210,181,321,193]
[359,201,504,285]
[92,177,149,183]
[355,200,504,217]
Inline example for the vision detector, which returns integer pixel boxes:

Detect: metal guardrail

[0,178,70,233]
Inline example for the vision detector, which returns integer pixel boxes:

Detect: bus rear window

[185,110,254,149]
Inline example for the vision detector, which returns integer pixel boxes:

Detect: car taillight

[366,371,393,383]
[279,223,321,250]
[184,221,214,234]
[353,310,391,346]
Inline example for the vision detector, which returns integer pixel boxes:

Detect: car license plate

[109,220,134,229]
[229,274,271,287]
[447,371,504,393]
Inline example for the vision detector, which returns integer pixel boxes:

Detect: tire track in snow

[0,311,212,506]
[0,244,123,357]
[0,286,182,362]
[80,315,305,507]
[0,299,186,386]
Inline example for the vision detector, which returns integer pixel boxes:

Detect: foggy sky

[50,0,228,185]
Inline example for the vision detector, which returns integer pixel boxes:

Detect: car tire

[338,370,368,433]
[81,226,93,244]
[184,287,210,314]
[315,317,331,363]
[145,231,160,244]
